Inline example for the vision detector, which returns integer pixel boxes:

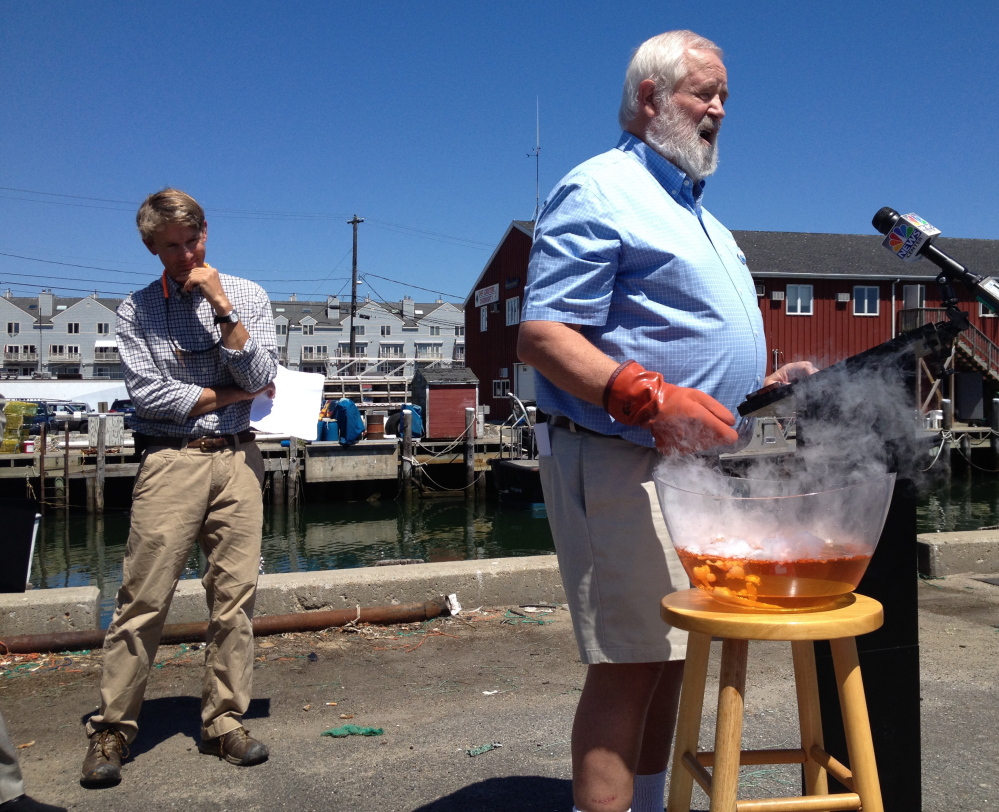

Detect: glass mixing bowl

[654,470,896,612]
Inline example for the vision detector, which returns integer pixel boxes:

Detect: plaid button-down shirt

[117,272,278,437]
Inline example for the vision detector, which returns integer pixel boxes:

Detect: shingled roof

[733,231,999,281]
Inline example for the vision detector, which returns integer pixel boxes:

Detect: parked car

[110,398,136,429]
[26,401,90,434]
[54,402,90,432]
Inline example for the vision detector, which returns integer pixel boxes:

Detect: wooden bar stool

[661,589,884,812]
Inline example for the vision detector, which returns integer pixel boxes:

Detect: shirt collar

[615,131,706,213]
[161,272,200,300]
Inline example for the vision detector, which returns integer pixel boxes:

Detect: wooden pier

[0,430,501,512]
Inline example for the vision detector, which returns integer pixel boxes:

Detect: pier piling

[464,407,475,496]
[941,398,954,480]
[402,409,413,504]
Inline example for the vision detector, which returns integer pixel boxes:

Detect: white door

[514,363,536,402]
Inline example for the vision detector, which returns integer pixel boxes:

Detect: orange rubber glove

[603,360,739,455]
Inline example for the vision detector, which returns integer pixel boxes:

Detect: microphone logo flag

[881,213,941,262]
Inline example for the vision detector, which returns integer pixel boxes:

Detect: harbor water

[30,497,554,626]
[24,474,999,627]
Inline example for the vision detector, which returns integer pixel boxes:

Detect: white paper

[534,421,552,456]
[250,365,326,440]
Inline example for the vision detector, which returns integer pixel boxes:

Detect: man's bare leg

[571,661,678,812]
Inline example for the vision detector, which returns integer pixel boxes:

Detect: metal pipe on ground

[0,597,448,655]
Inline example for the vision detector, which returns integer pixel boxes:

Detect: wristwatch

[214,309,239,325]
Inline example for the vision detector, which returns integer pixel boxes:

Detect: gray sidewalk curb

[0,555,565,636]
[916,529,999,576]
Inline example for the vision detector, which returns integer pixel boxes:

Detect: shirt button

[683,179,691,186]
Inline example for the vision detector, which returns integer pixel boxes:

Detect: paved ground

[2,574,997,812]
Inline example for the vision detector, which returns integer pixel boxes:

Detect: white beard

[645,99,719,181]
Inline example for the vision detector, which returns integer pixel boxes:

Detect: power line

[362,272,463,300]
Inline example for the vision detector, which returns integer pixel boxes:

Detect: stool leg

[830,636,884,812]
[710,638,748,812]
[791,640,829,796]
[666,631,711,812]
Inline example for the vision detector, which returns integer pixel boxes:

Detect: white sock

[631,768,668,812]
[573,807,632,812]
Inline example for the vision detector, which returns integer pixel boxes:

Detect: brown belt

[136,431,256,451]
[546,415,621,439]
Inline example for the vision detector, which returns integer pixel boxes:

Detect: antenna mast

[528,97,541,222]
[347,214,364,364]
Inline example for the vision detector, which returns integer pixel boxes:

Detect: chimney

[401,296,415,320]
[4,289,11,299]
[326,295,339,319]
[289,293,297,302]
[38,290,54,317]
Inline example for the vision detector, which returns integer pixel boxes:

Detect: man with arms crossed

[519,31,812,812]
[81,189,278,786]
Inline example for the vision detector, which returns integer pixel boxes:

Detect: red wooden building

[463,221,533,422]
[465,222,999,421]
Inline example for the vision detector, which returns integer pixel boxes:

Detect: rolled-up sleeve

[117,298,203,423]
[220,286,278,393]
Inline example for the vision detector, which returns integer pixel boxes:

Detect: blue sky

[1,1,995,307]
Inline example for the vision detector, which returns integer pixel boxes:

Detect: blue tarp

[333,398,366,446]
[386,404,423,437]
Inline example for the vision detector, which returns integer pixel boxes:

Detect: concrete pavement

[1,566,997,811]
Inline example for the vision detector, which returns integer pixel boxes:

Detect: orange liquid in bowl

[675,547,872,611]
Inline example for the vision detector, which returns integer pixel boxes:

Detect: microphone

[872,207,999,313]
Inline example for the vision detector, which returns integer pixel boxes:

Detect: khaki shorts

[539,426,688,665]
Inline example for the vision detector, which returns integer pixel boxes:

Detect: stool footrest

[808,745,855,790]
[735,792,860,812]
[681,752,712,793]
[696,747,807,767]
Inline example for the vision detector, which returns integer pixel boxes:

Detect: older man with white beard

[519,30,812,812]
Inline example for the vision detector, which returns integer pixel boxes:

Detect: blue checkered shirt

[117,272,278,437]
[522,132,767,448]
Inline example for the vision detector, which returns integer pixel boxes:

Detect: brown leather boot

[80,728,128,787]
[198,727,269,766]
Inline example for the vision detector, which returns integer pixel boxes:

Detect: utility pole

[347,214,364,364]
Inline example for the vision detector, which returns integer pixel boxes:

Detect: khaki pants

[86,441,265,743]
[0,712,25,803]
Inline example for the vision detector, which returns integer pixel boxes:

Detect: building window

[454,325,464,337]
[429,325,441,336]
[6,323,17,335]
[67,322,80,334]
[902,285,926,310]
[97,322,110,334]
[302,323,314,336]
[353,325,365,336]
[493,379,511,398]
[980,301,997,318]
[276,324,288,335]
[506,296,521,326]
[453,344,465,361]
[381,325,392,336]
[379,344,405,358]
[786,285,813,316]
[853,286,879,316]
[415,343,443,359]
[480,306,488,332]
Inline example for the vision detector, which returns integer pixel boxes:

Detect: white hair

[617,30,723,129]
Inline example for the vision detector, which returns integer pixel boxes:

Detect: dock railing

[899,308,999,384]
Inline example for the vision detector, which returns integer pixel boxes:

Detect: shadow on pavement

[411,775,572,811]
